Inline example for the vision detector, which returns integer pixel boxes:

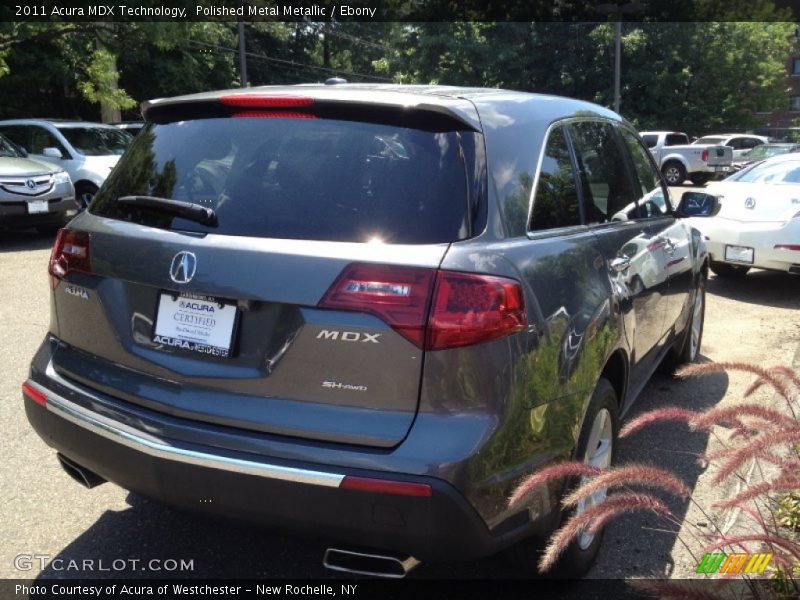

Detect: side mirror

[676,191,720,218]
[42,147,63,159]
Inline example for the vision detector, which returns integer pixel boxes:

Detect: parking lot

[1,219,799,581]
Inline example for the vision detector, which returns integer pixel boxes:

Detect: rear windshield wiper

[117,196,217,226]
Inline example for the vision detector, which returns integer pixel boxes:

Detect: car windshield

[90,116,480,244]
[0,134,24,158]
[729,159,800,184]
[693,136,725,145]
[57,126,132,156]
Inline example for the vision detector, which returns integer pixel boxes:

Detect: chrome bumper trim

[27,373,345,488]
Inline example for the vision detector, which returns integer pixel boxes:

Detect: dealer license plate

[28,200,49,213]
[153,293,237,358]
[724,245,754,264]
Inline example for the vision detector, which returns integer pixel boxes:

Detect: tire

[508,378,619,577]
[75,182,98,211]
[710,261,750,278]
[689,173,711,186]
[675,275,706,364]
[661,161,687,186]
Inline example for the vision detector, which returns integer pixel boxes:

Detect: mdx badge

[170,251,197,284]
[317,330,381,343]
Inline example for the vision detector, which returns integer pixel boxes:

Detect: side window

[727,138,743,150]
[664,134,688,146]
[567,121,637,224]
[528,126,582,232]
[641,134,658,149]
[0,126,30,151]
[619,128,671,219]
[28,126,66,155]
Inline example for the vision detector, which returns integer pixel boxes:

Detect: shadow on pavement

[707,269,800,310]
[588,357,728,579]
[0,228,56,253]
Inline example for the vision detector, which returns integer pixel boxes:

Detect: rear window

[90,116,482,244]
[664,134,688,146]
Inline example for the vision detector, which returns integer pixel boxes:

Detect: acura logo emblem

[169,251,197,284]
[25,179,35,189]
[744,197,756,209]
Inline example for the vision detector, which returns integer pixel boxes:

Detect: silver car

[0,133,76,232]
[22,85,715,577]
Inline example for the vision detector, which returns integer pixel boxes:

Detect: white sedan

[687,153,800,278]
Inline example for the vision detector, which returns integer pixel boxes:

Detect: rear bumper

[705,224,800,272]
[24,350,554,562]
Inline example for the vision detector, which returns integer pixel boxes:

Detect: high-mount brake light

[231,111,316,119]
[219,94,315,109]
[319,263,528,350]
[49,229,91,287]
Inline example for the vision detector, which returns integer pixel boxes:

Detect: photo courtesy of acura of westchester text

[1,0,800,597]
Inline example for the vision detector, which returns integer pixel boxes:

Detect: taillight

[318,263,527,350]
[427,271,527,350]
[219,94,315,108]
[49,228,91,286]
[774,244,800,251]
[319,263,434,347]
[701,149,708,162]
[22,382,47,407]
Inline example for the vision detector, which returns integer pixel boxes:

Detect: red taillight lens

[340,476,432,497]
[319,263,435,347]
[775,244,800,251]
[318,263,527,351]
[219,94,315,108]
[49,228,91,285]
[701,149,708,162]
[427,271,527,350]
[22,382,47,407]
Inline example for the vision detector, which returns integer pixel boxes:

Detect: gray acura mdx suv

[23,85,716,577]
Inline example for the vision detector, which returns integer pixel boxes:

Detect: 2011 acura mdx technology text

[22,85,718,578]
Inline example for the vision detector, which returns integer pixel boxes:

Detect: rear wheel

[662,161,686,186]
[710,262,750,278]
[676,275,705,364]
[508,378,619,577]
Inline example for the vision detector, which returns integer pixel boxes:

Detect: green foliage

[777,491,800,530]
[0,19,795,132]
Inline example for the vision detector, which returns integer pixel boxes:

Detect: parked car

[111,121,145,136]
[22,85,715,578]
[730,142,800,171]
[0,133,77,233]
[692,133,769,159]
[639,131,733,186]
[0,119,132,210]
[686,152,800,278]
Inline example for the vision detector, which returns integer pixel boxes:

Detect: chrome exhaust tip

[57,453,106,489]
[323,548,420,579]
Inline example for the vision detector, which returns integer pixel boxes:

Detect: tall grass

[509,362,800,591]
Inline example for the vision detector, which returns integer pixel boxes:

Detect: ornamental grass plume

[538,492,674,572]
[511,362,800,581]
[562,464,690,508]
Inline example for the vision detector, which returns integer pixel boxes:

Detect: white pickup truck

[639,131,733,186]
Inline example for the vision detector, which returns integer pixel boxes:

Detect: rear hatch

[48,92,486,448]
